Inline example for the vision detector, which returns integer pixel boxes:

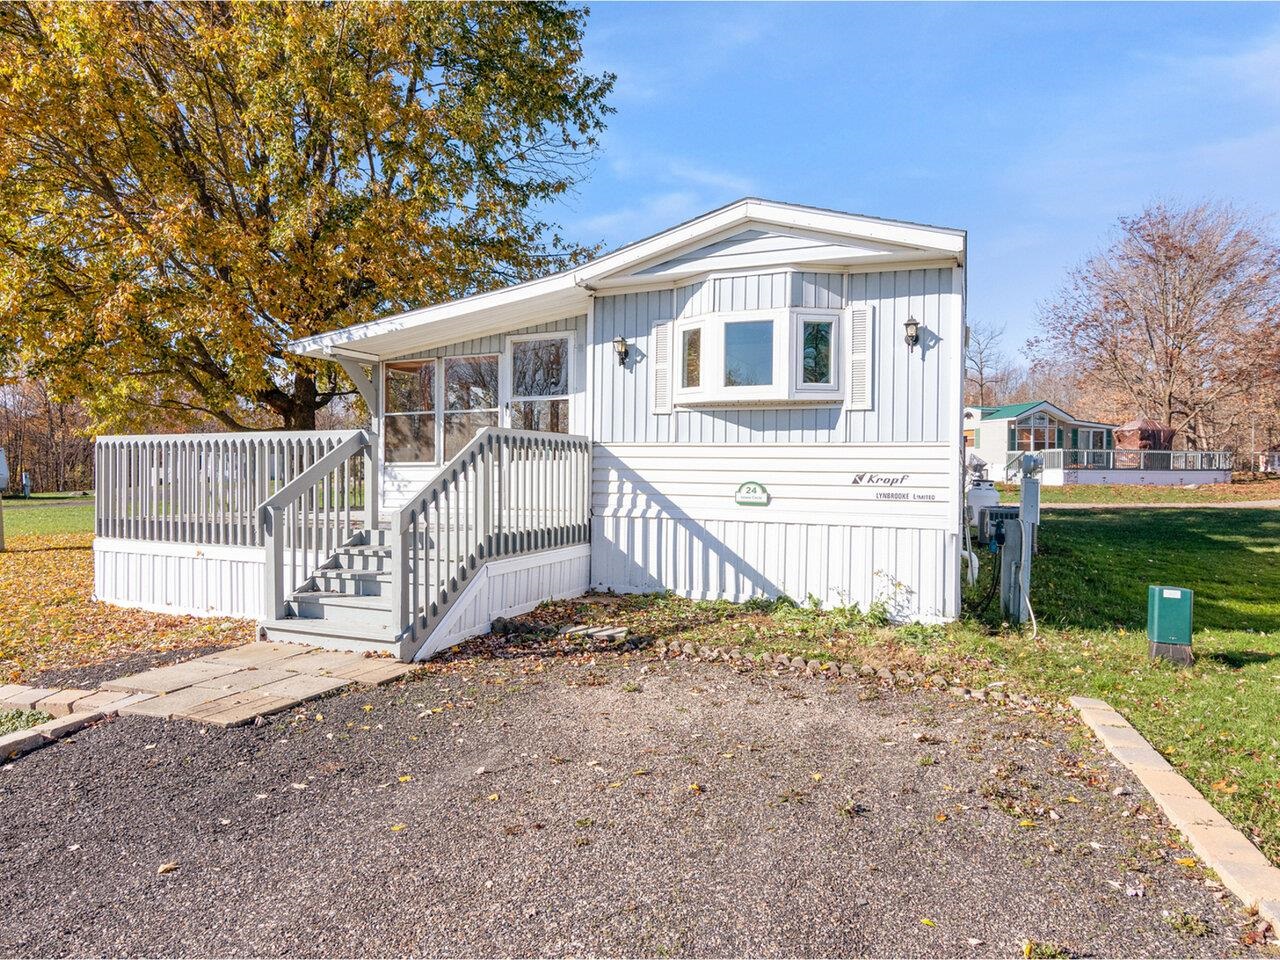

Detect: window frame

[720,315,780,396]
[440,352,501,461]
[791,309,842,395]
[680,324,703,390]
[672,308,842,406]
[504,331,575,434]
[382,358,441,466]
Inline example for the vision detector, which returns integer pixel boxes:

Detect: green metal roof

[980,401,1044,421]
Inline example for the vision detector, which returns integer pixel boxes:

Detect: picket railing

[1010,448,1233,475]
[1061,449,1233,471]
[259,431,376,618]
[95,430,369,546]
[392,428,591,645]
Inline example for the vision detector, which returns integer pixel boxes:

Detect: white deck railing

[393,428,591,644]
[1042,449,1233,471]
[95,430,369,546]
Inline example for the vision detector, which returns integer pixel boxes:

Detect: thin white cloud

[578,190,704,239]
[665,161,756,197]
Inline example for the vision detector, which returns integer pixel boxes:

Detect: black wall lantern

[613,335,629,366]
[903,316,921,353]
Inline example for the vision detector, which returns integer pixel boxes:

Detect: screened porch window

[509,336,570,433]
[443,355,500,460]
[384,361,437,463]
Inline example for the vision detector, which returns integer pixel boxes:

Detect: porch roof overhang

[287,197,966,362]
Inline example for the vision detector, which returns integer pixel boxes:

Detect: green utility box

[1148,585,1194,665]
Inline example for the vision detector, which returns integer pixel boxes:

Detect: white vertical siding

[791,272,845,309]
[712,272,789,311]
[93,538,308,619]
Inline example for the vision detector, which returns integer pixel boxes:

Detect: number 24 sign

[734,481,770,506]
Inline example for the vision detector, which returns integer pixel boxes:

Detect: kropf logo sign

[849,472,908,487]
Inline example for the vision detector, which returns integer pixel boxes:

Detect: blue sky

[556,2,1280,359]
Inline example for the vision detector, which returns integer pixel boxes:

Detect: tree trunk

[285,373,320,431]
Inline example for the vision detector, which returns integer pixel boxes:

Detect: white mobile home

[94,199,967,661]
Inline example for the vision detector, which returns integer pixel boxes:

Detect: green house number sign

[734,481,770,506]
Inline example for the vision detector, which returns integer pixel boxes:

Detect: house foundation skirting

[93,538,302,621]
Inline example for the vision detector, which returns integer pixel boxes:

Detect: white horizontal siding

[593,443,955,528]
[589,442,961,621]
[591,515,956,622]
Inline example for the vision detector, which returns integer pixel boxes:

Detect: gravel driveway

[0,643,1256,958]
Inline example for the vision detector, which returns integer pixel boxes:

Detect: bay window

[681,327,701,389]
[673,308,843,405]
[798,315,835,388]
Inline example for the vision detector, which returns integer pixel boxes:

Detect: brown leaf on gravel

[156,862,178,875]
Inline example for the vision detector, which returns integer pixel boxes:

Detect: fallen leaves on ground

[0,533,253,681]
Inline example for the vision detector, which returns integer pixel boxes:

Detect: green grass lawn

[999,477,1280,504]
[951,508,1280,861]
[1,502,95,536]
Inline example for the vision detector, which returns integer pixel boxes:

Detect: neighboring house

[94,198,968,661]
[964,400,1232,486]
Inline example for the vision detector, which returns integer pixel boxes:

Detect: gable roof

[980,401,1045,421]
[980,400,1115,429]
[288,197,966,361]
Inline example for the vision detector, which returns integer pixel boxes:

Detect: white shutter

[844,307,872,410]
[651,320,673,414]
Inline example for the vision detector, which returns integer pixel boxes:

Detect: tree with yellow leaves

[0,1,613,429]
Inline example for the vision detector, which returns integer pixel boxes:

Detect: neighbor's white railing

[1008,448,1233,475]
[393,427,591,644]
[95,430,370,546]
[1063,449,1233,471]
[259,431,376,619]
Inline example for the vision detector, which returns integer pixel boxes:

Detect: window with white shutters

[650,320,673,414]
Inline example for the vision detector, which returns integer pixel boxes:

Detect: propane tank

[964,454,1000,526]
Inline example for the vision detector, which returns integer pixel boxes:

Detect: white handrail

[259,431,375,619]
[392,427,591,646]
